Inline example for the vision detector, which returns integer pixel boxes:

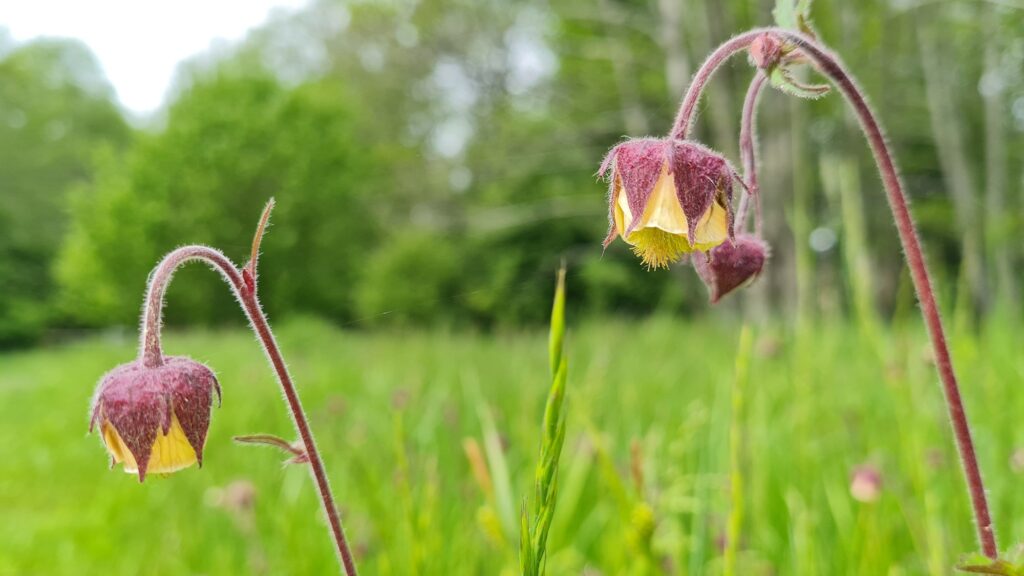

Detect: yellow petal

[637,164,688,234]
[690,200,729,250]
[102,413,198,476]
[101,420,131,464]
[617,164,689,237]
[615,163,730,266]
[613,180,626,236]
[616,187,631,234]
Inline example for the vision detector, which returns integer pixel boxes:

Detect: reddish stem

[140,246,242,369]
[140,245,360,575]
[736,71,768,235]
[670,30,767,141]
[672,28,997,558]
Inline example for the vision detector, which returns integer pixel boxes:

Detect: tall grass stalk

[821,155,880,344]
[789,99,815,328]
[723,326,753,576]
[520,266,569,576]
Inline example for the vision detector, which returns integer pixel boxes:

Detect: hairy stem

[139,244,360,574]
[786,31,997,558]
[140,246,243,369]
[670,30,766,140]
[736,71,768,235]
[673,27,997,558]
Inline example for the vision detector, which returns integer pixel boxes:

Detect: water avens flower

[693,235,769,303]
[89,357,220,481]
[599,21,1001,560]
[601,138,735,269]
[85,200,360,575]
[849,464,883,503]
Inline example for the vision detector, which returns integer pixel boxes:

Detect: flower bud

[693,235,768,303]
[89,356,221,481]
[750,33,783,70]
[601,138,735,269]
[849,464,883,503]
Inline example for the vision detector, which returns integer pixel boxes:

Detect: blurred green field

[1,316,1022,575]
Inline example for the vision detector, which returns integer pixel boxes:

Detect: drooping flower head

[89,356,221,481]
[600,138,736,269]
[692,234,769,303]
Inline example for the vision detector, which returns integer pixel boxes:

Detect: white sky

[1,0,311,115]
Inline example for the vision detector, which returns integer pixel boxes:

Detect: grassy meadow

[1,315,1022,575]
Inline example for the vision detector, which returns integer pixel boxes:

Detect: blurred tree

[355,232,461,326]
[232,0,692,325]
[33,0,1024,335]
[0,38,130,345]
[57,68,380,326]
[982,8,1021,316]
[919,22,987,318]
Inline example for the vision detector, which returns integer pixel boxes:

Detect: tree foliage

[0,39,130,344]
[57,68,380,326]
[0,0,1021,343]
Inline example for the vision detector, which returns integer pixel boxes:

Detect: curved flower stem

[736,71,768,236]
[785,31,997,559]
[670,30,767,141]
[140,246,244,369]
[139,240,359,574]
[672,27,998,558]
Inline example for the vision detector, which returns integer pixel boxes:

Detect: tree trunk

[790,98,814,327]
[917,26,987,318]
[981,17,1018,315]
[597,0,649,136]
[822,154,879,338]
[683,0,737,158]
[657,0,689,101]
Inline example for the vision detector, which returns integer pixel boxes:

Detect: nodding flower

[849,464,883,504]
[89,356,221,482]
[601,138,736,269]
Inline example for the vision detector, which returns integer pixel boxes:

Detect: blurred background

[0,0,1020,344]
[1,0,1023,574]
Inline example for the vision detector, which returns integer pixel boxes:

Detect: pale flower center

[613,164,730,268]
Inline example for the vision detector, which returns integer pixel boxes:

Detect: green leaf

[478,400,516,539]
[548,264,566,376]
[519,501,534,576]
[543,358,567,443]
[956,553,1019,575]
[521,266,571,576]
[772,0,799,29]
[769,66,831,100]
[773,0,818,37]
[1004,544,1024,565]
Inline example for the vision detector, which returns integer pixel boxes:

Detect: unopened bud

[693,235,769,303]
[750,34,783,70]
[850,464,883,503]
